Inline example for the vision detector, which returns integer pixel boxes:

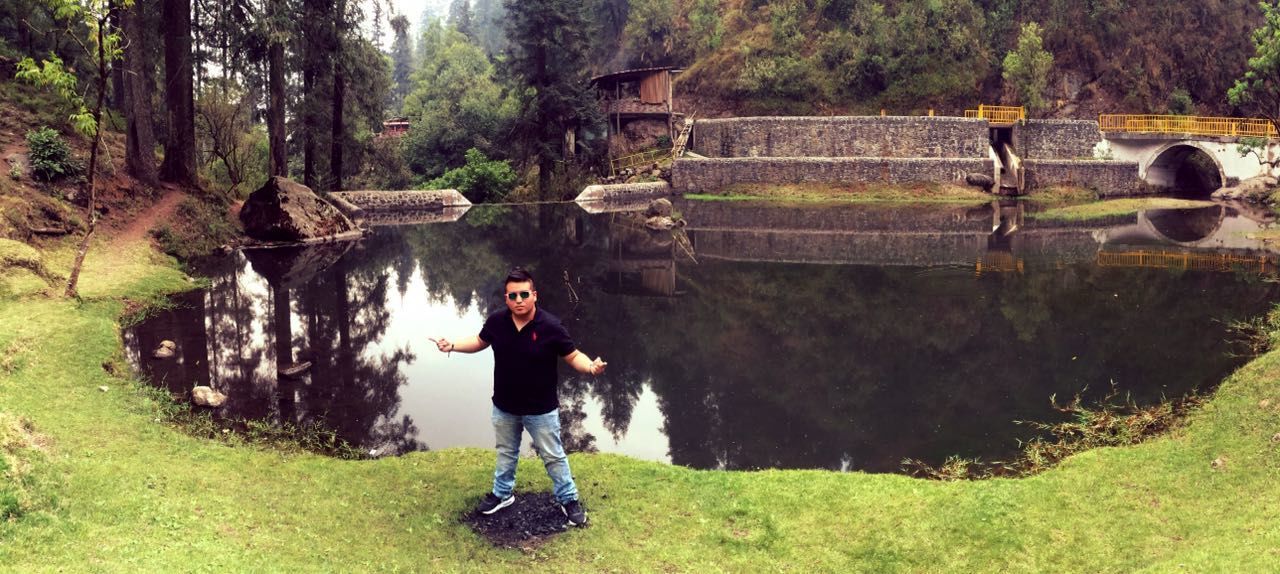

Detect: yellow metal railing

[964,105,1026,125]
[1099,114,1278,138]
[1096,249,1272,273]
[610,148,669,176]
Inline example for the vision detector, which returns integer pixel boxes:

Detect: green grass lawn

[2,237,1280,571]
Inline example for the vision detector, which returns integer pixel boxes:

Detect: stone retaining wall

[1023,160,1145,196]
[1017,120,1103,160]
[330,190,470,211]
[575,182,671,202]
[691,116,989,159]
[672,157,993,193]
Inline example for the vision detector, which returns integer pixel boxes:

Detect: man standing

[432,268,606,527]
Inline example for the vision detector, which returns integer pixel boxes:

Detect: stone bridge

[1101,122,1278,190]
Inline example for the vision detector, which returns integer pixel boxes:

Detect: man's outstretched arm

[563,350,607,376]
[430,336,489,354]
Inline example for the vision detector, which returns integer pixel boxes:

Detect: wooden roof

[590,66,683,87]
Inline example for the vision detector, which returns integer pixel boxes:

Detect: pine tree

[502,0,601,194]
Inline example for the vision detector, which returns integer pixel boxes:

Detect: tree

[267,0,287,176]
[16,0,126,297]
[159,0,198,185]
[1230,1,1280,135]
[447,0,472,38]
[387,14,412,114]
[402,26,514,179]
[502,0,601,195]
[119,0,157,185]
[1002,22,1054,113]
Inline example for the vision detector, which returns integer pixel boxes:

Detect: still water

[124,199,1280,472]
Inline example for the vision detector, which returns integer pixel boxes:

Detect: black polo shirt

[479,308,577,415]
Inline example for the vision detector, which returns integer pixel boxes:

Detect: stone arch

[1141,142,1225,196]
[1137,205,1227,246]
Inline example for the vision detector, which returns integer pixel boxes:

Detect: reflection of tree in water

[404,204,648,444]
[617,259,1280,471]
[288,233,422,454]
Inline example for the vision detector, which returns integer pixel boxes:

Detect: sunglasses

[506,290,533,301]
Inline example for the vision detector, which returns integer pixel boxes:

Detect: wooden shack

[378,117,410,139]
[590,66,683,158]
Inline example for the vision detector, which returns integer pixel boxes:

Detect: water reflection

[125,200,1280,472]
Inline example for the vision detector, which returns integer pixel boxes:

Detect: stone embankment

[670,115,1143,196]
[576,182,671,202]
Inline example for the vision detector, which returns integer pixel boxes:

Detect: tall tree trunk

[329,0,345,191]
[303,65,316,188]
[159,0,198,186]
[267,0,287,177]
[109,0,124,109]
[121,0,158,186]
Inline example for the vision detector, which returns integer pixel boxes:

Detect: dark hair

[505,267,535,289]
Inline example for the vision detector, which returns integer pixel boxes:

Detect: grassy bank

[1029,198,1215,221]
[687,182,992,204]
[2,238,1280,571]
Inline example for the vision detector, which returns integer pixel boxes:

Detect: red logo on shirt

[532,332,538,341]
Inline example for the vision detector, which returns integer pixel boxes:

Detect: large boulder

[240,177,356,242]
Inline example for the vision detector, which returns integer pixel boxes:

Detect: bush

[25,127,78,181]
[423,148,517,203]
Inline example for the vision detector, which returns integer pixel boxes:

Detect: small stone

[192,385,228,407]
[1211,457,1227,470]
[1261,399,1272,409]
[153,347,175,359]
[1271,433,1280,443]
[98,386,109,392]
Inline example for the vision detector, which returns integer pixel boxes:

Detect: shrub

[423,148,517,203]
[25,127,78,181]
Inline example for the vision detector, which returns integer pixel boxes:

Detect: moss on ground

[1,235,1279,571]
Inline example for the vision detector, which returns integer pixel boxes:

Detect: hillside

[608,0,1265,119]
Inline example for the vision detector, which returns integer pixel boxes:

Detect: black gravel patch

[462,492,584,549]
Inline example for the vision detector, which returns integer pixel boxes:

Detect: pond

[124,199,1280,472]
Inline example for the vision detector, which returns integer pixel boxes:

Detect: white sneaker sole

[481,495,515,515]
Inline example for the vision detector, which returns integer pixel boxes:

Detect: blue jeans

[491,405,579,504]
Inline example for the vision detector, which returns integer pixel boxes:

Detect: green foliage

[1230,1,1280,130]
[1002,22,1054,113]
[402,25,515,180]
[688,0,724,57]
[152,197,240,260]
[503,0,604,192]
[624,0,680,66]
[1168,87,1196,115]
[24,127,79,181]
[14,56,95,136]
[423,148,516,203]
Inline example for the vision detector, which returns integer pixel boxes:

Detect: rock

[239,176,356,242]
[1261,399,1272,409]
[278,361,312,378]
[651,169,662,178]
[153,340,176,359]
[645,216,676,231]
[1272,432,1280,443]
[1211,457,1227,470]
[644,198,673,218]
[191,386,227,407]
[965,173,995,190]
[98,386,109,392]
